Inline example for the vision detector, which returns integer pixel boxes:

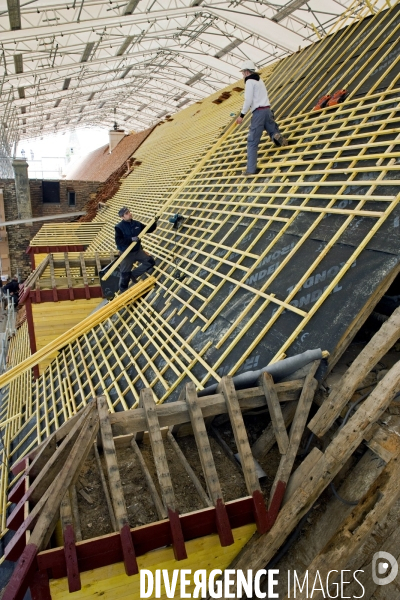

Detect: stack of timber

[2,370,313,599]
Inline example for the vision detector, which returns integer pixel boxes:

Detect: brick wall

[0,178,102,280]
[0,179,33,279]
[29,179,101,236]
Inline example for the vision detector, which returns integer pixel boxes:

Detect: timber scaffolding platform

[0,2,400,598]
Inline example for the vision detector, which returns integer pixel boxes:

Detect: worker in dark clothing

[236,60,287,176]
[3,276,20,306]
[115,207,157,293]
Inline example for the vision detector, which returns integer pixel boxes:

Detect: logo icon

[372,551,398,586]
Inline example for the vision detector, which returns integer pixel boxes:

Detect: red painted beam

[29,287,102,303]
[168,508,187,560]
[215,499,234,547]
[120,523,138,575]
[267,481,286,531]
[252,490,269,534]
[63,524,81,592]
[8,477,25,505]
[30,569,51,600]
[36,497,254,577]
[3,543,38,600]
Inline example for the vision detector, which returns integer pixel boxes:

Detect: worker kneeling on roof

[237,60,287,176]
[115,207,157,293]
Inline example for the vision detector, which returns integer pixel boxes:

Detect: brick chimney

[109,129,125,153]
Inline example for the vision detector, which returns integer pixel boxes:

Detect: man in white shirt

[236,60,287,175]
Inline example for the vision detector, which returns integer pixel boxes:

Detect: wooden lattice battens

[29,223,106,248]
[97,396,138,575]
[0,278,155,389]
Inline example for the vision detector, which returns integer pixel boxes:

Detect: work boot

[273,133,288,147]
[119,271,131,293]
[241,169,260,177]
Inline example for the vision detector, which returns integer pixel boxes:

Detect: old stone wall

[0,178,101,280]
[0,179,32,279]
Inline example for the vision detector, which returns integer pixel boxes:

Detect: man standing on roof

[115,207,157,293]
[236,60,287,176]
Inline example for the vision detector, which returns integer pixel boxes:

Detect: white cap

[241,60,256,71]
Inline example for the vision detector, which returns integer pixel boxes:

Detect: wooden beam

[217,377,268,533]
[166,428,212,508]
[215,360,400,597]
[7,404,93,530]
[131,438,167,519]
[64,252,75,301]
[309,306,400,437]
[3,405,99,600]
[60,489,81,592]
[283,451,400,600]
[268,361,320,514]
[93,442,117,531]
[262,373,290,454]
[108,379,304,436]
[251,402,297,461]
[141,388,187,560]
[185,382,234,547]
[97,395,138,575]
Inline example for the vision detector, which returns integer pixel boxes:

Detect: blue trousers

[247,107,281,173]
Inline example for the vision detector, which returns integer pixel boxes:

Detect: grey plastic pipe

[198,348,323,396]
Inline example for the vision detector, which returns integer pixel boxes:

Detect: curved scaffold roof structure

[0,0,393,176]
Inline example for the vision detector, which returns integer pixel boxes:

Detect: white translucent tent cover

[0,0,391,145]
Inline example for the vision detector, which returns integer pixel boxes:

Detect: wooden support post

[166,428,212,508]
[268,361,320,517]
[7,404,93,531]
[64,252,75,301]
[60,489,81,592]
[217,377,269,533]
[309,306,400,437]
[48,254,58,302]
[262,373,290,454]
[70,486,82,541]
[131,438,167,519]
[3,405,99,600]
[24,296,38,379]
[29,569,51,600]
[97,396,138,575]
[93,442,117,531]
[251,401,297,461]
[80,253,91,299]
[140,388,187,560]
[185,382,234,547]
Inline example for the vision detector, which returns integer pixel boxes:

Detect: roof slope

[66,129,153,182]
[1,5,400,540]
